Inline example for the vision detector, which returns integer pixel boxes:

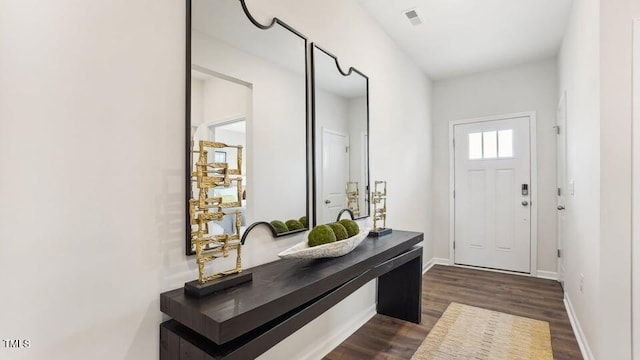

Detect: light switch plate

[570,180,575,195]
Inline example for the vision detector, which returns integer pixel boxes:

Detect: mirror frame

[185,0,310,255]
[310,43,370,227]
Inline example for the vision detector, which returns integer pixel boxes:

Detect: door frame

[631,18,640,360]
[448,111,538,276]
[556,92,567,288]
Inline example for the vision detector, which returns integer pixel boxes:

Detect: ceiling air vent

[404,8,422,26]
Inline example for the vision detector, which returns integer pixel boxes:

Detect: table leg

[376,249,422,324]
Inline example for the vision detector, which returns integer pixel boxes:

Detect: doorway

[449,112,538,274]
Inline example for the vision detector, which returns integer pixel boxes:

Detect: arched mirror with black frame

[311,44,370,226]
[186,0,309,255]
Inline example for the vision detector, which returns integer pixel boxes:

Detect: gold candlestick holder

[369,180,392,237]
[185,140,252,297]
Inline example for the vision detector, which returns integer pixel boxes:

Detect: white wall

[558,0,640,357]
[431,58,558,273]
[557,0,601,356]
[597,0,639,358]
[315,89,349,134]
[0,0,432,359]
[202,76,250,126]
[191,79,204,126]
[557,0,640,357]
[191,75,250,129]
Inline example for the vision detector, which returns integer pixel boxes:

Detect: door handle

[557,205,565,210]
[325,200,331,204]
[521,201,529,206]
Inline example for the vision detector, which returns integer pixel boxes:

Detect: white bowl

[277,228,370,259]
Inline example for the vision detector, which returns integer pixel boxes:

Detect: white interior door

[322,128,349,224]
[454,116,531,273]
[556,94,567,288]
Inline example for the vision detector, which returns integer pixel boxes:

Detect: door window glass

[482,131,497,158]
[498,130,513,158]
[467,129,513,159]
[468,133,483,160]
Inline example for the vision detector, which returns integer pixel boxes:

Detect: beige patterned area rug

[412,302,553,360]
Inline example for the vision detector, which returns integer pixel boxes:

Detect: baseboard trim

[299,304,376,360]
[535,270,558,280]
[423,258,434,274]
[423,257,449,274]
[564,293,594,360]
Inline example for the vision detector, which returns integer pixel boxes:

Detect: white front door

[454,116,531,273]
[322,128,349,224]
[556,94,567,287]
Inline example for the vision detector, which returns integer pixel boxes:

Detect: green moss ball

[270,220,289,234]
[308,225,337,247]
[338,219,360,237]
[299,216,308,228]
[328,223,349,241]
[285,219,304,231]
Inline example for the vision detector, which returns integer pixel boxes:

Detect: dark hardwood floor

[325,265,582,360]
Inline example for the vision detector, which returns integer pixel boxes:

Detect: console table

[160,230,423,359]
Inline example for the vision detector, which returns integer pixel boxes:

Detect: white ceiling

[358,0,573,80]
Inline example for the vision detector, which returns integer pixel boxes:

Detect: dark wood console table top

[160,230,423,359]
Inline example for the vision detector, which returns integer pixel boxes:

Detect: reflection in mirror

[187,0,308,255]
[312,45,370,225]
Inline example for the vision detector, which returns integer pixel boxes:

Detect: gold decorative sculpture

[345,181,360,217]
[369,180,392,237]
[188,140,248,292]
